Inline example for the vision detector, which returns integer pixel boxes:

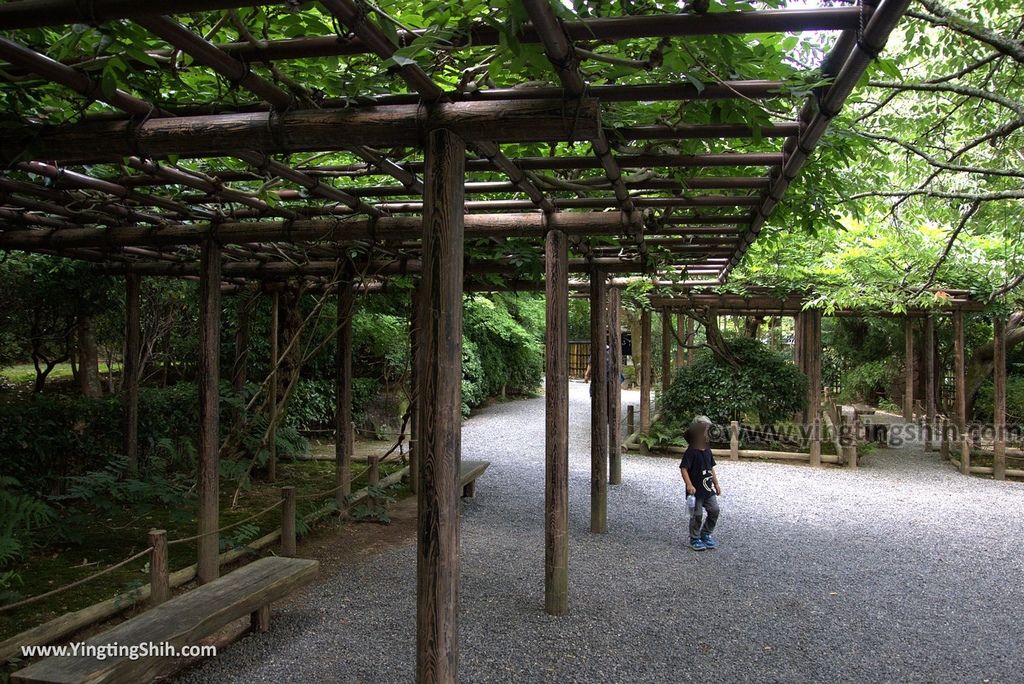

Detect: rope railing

[166,499,284,546]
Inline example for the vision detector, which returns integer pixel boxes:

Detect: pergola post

[589,270,608,534]
[661,309,672,392]
[336,275,354,511]
[608,286,622,486]
[804,310,822,465]
[674,315,685,368]
[416,128,465,684]
[953,310,968,474]
[923,315,936,450]
[544,228,569,616]
[686,317,695,366]
[639,308,652,433]
[993,316,1007,481]
[197,240,221,584]
[409,282,421,495]
[267,289,279,483]
[123,272,140,477]
[903,318,914,422]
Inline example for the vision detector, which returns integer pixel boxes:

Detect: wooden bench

[460,460,489,499]
[13,556,319,684]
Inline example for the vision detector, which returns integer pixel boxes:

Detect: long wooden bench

[459,459,489,499]
[12,556,319,684]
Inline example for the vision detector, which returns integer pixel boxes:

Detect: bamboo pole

[589,270,609,534]
[544,228,569,616]
[197,240,221,584]
[416,129,464,684]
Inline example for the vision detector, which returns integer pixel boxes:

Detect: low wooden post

[416,128,464,683]
[281,486,296,557]
[608,286,622,486]
[841,414,856,468]
[197,240,221,585]
[589,270,608,534]
[903,318,914,422]
[626,405,635,435]
[939,415,950,461]
[993,316,1007,481]
[267,289,280,483]
[729,421,739,461]
[544,228,569,616]
[661,309,671,393]
[251,605,271,633]
[368,455,380,486]
[335,277,354,512]
[809,419,822,467]
[639,308,652,433]
[124,272,141,477]
[148,529,169,606]
[960,434,971,475]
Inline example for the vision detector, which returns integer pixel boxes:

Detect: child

[679,415,722,551]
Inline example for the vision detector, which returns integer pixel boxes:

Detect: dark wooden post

[267,289,279,483]
[686,317,695,366]
[675,314,685,368]
[197,240,221,584]
[124,272,141,477]
[923,315,936,450]
[368,455,380,486]
[729,421,739,460]
[148,529,169,606]
[409,283,421,495]
[953,310,968,474]
[661,309,672,393]
[544,228,569,616]
[903,318,914,422]
[993,316,1007,480]
[806,310,822,427]
[626,405,635,435]
[589,270,608,534]
[639,308,652,433]
[281,486,296,557]
[793,311,803,366]
[336,276,354,511]
[608,286,622,486]
[416,128,465,684]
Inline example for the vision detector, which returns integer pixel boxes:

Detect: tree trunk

[77,314,102,398]
[965,313,1024,417]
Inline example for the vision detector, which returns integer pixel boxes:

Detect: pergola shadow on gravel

[0,1,914,679]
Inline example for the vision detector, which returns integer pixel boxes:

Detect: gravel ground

[181,382,1024,683]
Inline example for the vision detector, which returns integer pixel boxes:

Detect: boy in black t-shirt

[679,415,722,551]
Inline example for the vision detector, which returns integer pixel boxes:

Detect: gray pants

[689,494,720,540]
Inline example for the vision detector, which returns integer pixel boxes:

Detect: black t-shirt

[680,447,716,499]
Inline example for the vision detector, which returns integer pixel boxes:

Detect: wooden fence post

[626,405,635,435]
[368,455,380,486]
[281,486,296,557]
[589,270,608,534]
[197,239,221,584]
[729,421,739,461]
[416,128,464,684]
[841,414,856,468]
[336,276,354,512]
[148,529,169,606]
[544,227,569,616]
[939,415,950,461]
[960,434,971,475]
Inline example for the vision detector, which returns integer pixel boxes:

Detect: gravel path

[181,382,1024,683]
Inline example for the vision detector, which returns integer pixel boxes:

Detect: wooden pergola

[0,1,915,680]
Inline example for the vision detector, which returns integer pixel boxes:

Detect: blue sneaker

[690,538,707,551]
[701,534,717,549]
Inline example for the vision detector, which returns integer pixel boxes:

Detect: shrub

[974,376,1024,425]
[661,335,807,425]
[839,359,899,404]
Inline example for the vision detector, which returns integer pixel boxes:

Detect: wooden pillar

[793,312,803,366]
[675,314,685,368]
[368,455,380,486]
[808,310,823,467]
[626,405,635,435]
[148,529,169,606]
[953,310,968,475]
[993,316,1007,481]
[416,128,464,684]
[639,308,652,432]
[544,228,569,616]
[197,240,221,584]
[608,286,622,486]
[267,290,279,483]
[923,315,936,450]
[589,270,608,534]
[409,283,421,495]
[686,317,695,366]
[903,318,914,422]
[336,277,354,511]
[661,309,672,393]
[124,272,140,477]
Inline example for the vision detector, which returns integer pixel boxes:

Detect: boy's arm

[711,466,722,496]
[679,466,696,495]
